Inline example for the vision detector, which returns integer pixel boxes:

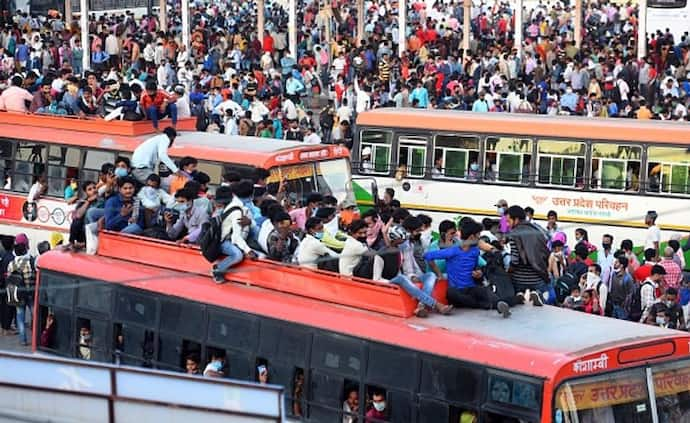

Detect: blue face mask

[313,231,324,240]
[114,167,128,178]
[175,203,189,213]
[470,163,479,171]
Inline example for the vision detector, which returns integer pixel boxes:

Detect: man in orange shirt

[140,81,177,130]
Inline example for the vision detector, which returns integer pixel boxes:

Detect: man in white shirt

[303,126,321,144]
[336,98,353,123]
[131,127,180,184]
[298,217,338,269]
[644,210,661,252]
[339,220,370,276]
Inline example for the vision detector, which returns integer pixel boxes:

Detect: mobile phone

[257,365,267,374]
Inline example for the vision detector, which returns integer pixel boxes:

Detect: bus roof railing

[0,110,197,136]
[0,350,285,422]
[95,230,429,318]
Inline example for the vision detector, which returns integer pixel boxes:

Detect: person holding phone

[257,365,268,384]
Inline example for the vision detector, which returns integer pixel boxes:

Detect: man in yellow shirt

[636,99,653,119]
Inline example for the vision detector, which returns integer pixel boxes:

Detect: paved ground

[0,329,31,353]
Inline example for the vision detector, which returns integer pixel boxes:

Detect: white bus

[647,0,690,43]
[353,109,690,260]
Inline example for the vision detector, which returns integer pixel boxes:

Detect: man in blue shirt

[425,220,511,317]
[104,177,145,234]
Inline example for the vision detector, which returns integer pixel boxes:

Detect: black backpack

[5,272,26,307]
[198,206,242,262]
[483,251,515,302]
[624,281,654,322]
[555,271,579,304]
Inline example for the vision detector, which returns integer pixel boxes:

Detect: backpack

[555,271,579,304]
[483,251,515,302]
[5,272,26,307]
[198,206,242,262]
[623,282,653,322]
[624,281,653,322]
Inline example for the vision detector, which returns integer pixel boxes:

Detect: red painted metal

[0,111,196,136]
[96,231,446,318]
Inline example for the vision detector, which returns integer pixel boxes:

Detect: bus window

[113,323,155,367]
[420,356,482,405]
[292,368,305,418]
[398,136,427,178]
[308,370,347,421]
[159,299,204,341]
[203,346,228,378]
[76,279,113,313]
[46,146,81,197]
[158,335,200,372]
[82,150,115,188]
[652,359,690,421]
[554,367,651,423]
[207,309,259,352]
[536,140,586,188]
[342,380,360,423]
[591,144,642,191]
[311,332,363,378]
[359,130,392,174]
[0,138,14,189]
[366,343,416,392]
[647,146,690,195]
[432,135,480,179]
[115,290,158,327]
[76,318,92,360]
[12,142,45,193]
[484,137,532,184]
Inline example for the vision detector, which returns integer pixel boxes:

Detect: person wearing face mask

[297,217,339,269]
[63,177,79,205]
[639,265,667,323]
[468,160,480,180]
[366,391,387,422]
[648,288,686,329]
[596,234,615,285]
[608,256,634,320]
[315,207,346,252]
[339,219,386,281]
[165,188,209,244]
[563,286,584,311]
[494,199,510,234]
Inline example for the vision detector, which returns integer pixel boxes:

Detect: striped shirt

[509,239,545,287]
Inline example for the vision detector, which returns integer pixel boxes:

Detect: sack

[5,272,26,307]
[198,206,241,262]
[624,281,653,322]
[483,251,515,301]
[555,271,578,304]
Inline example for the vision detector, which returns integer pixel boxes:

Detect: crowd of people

[20,125,681,330]
[1,0,690,145]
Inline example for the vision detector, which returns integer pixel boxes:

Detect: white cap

[362,147,372,156]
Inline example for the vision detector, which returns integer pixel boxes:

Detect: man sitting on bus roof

[212,186,257,283]
[140,80,178,131]
[165,188,209,245]
[104,176,145,235]
[424,219,511,318]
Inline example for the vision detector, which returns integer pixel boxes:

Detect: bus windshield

[555,359,690,422]
[266,158,355,204]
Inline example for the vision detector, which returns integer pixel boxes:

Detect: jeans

[16,303,32,344]
[514,281,551,303]
[612,304,629,320]
[146,103,178,129]
[215,241,244,274]
[390,272,437,308]
[86,207,105,224]
[122,223,144,235]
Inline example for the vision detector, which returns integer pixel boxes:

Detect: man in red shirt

[140,81,177,130]
[365,391,387,422]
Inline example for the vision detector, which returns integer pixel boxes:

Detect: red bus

[33,231,690,422]
[0,112,356,249]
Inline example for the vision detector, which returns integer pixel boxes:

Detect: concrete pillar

[159,0,167,32]
[356,0,364,46]
[80,0,89,73]
[638,0,647,60]
[288,0,297,57]
[257,0,265,43]
[398,0,406,57]
[574,0,582,49]
[515,0,523,59]
[181,0,190,56]
[65,0,72,28]
[463,0,470,57]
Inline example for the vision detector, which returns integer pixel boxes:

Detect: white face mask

[373,401,386,412]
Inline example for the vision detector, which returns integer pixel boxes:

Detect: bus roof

[0,122,349,169]
[38,250,682,380]
[356,108,690,145]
